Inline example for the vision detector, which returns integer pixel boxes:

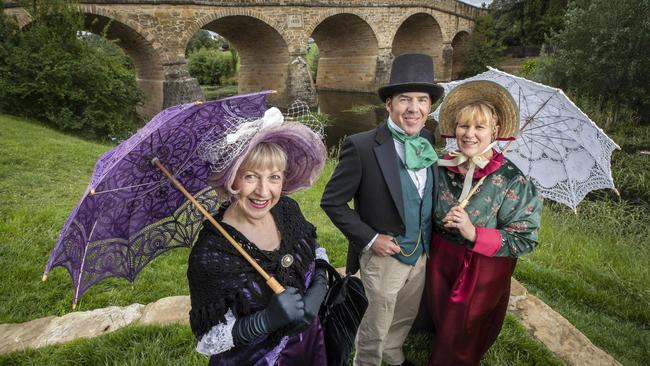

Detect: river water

[317,90,440,149]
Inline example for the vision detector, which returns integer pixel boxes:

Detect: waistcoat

[392,161,433,265]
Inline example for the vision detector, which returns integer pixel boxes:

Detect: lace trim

[315,247,329,263]
[196,309,236,356]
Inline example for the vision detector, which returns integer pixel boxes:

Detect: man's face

[385,92,432,136]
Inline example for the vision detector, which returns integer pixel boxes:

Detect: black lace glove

[286,266,328,335]
[232,286,305,345]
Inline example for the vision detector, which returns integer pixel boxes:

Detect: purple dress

[187,197,327,365]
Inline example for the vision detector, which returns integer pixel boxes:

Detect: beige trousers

[353,251,426,366]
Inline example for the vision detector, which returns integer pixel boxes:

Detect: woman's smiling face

[232,166,284,221]
[455,118,496,157]
[454,102,499,158]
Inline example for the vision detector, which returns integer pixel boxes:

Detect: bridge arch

[451,30,470,79]
[391,12,444,79]
[192,11,291,106]
[310,13,379,92]
[15,7,165,119]
[80,10,165,119]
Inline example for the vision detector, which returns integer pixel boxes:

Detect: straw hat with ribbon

[438,80,519,140]
[437,80,519,205]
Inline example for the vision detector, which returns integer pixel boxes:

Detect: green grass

[515,200,650,365]
[0,324,207,366]
[3,113,649,364]
[0,316,561,366]
[200,85,238,101]
[404,316,565,366]
[0,114,191,321]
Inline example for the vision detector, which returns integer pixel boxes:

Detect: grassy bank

[1,113,648,364]
[514,118,650,366]
[0,114,191,320]
[200,85,238,101]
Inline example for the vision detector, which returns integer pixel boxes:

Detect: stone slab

[0,304,144,354]
[509,278,621,366]
[139,295,190,326]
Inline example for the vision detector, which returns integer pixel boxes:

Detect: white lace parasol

[432,67,620,210]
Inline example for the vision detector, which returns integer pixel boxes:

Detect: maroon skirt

[426,233,517,366]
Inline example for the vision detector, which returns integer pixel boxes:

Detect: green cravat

[387,121,438,170]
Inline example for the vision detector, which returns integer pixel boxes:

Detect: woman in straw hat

[186,107,329,365]
[426,80,543,365]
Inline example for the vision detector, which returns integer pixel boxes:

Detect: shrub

[457,14,505,78]
[306,43,319,81]
[520,59,537,77]
[535,0,650,122]
[186,47,236,86]
[0,0,143,139]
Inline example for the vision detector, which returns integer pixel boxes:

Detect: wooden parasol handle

[152,158,284,294]
[459,175,487,209]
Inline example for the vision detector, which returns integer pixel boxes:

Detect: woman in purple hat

[186,107,329,365]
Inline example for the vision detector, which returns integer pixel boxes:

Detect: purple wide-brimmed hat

[199,106,326,195]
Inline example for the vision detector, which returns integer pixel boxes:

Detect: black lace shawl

[187,196,317,340]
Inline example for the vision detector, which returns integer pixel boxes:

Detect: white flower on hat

[225,107,284,145]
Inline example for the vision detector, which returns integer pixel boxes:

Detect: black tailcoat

[321,122,439,273]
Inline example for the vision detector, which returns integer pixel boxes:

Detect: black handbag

[316,260,368,366]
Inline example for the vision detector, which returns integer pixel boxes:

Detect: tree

[0,1,19,62]
[491,0,568,55]
[536,0,650,121]
[456,14,505,78]
[186,30,223,56]
[79,32,135,70]
[306,42,319,81]
[186,47,236,85]
[0,0,143,139]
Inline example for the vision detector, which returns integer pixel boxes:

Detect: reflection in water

[317,91,440,150]
[317,91,385,149]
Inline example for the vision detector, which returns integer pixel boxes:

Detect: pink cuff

[472,228,502,257]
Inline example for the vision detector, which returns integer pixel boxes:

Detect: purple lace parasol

[44,91,271,307]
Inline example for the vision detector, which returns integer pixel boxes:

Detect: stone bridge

[4,1,481,118]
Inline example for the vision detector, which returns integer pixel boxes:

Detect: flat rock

[0,304,144,354]
[508,278,621,366]
[139,295,190,326]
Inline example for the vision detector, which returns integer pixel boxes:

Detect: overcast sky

[459,0,492,7]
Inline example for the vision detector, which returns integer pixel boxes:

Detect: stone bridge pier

[4,1,482,118]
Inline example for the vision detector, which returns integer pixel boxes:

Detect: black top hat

[378,53,445,102]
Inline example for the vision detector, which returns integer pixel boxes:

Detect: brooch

[280,254,294,268]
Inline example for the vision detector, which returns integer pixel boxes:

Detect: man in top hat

[321,53,444,366]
